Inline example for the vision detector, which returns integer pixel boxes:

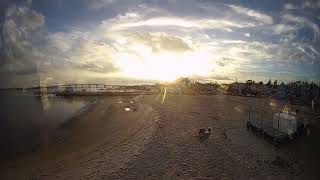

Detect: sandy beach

[1,95,319,179]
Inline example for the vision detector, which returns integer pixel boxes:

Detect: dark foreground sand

[1,95,319,179]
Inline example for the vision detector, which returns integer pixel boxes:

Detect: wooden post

[278,113,280,130]
[312,99,314,112]
[247,109,251,130]
[261,112,263,130]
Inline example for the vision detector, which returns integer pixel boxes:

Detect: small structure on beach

[246,98,308,144]
[273,113,298,135]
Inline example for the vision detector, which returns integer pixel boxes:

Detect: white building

[273,113,297,135]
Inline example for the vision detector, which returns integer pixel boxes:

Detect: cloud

[282,14,319,41]
[212,40,277,61]
[102,8,257,34]
[210,74,231,80]
[107,16,255,31]
[270,5,320,64]
[90,0,114,8]
[217,61,225,67]
[276,41,320,64]
[76,61,118,73]
[11,66,38,75]
[284,3,298,10]
[284,1,320,10]
[228,4,273,25]
[271,24,297,34]
[0,3,120,87]
[0,4,45,76]
[86,0,139,10]
[215,57,235,67]
[1,5,45,52]
[46,31,119,73]
[5,6,44,30]
[126,32,192,52]
[302,0,320,9]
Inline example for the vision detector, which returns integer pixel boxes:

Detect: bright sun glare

[115,44,214,81]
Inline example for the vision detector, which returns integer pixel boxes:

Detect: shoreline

[0,95,159,179]
[58,96,100,130]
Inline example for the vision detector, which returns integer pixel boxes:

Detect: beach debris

[124,107,131,111]
[222,129,230,141]
[199,128,205,135]
[198,127,211,140]
[118,101,122,103]
[130,100,134,104]
[234,105,245,113]
[132,107,137,111]
[205,127,212,136]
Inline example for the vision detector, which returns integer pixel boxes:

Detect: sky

[0,0,319,88]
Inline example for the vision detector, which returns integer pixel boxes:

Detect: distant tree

[266,79,272,86]
[177,77,191,87]
[280,82,286,86]
[258,81,263,85]
[273,80,278,87]
[296,81,302,86]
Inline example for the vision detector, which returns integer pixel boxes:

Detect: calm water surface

[0,90,97,154]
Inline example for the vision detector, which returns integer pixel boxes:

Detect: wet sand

[1,95,319,179]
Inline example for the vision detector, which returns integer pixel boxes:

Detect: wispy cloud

[284,3,298,10]
[282,14,319,41]
[228,4,273,25]
[104,13,256,32]
[271,24,298,34]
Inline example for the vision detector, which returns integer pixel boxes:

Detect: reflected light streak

[162,88,167,103]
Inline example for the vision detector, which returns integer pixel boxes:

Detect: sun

[115,44,214,81]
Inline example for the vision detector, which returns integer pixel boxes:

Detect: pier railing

[34,83,161,96]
